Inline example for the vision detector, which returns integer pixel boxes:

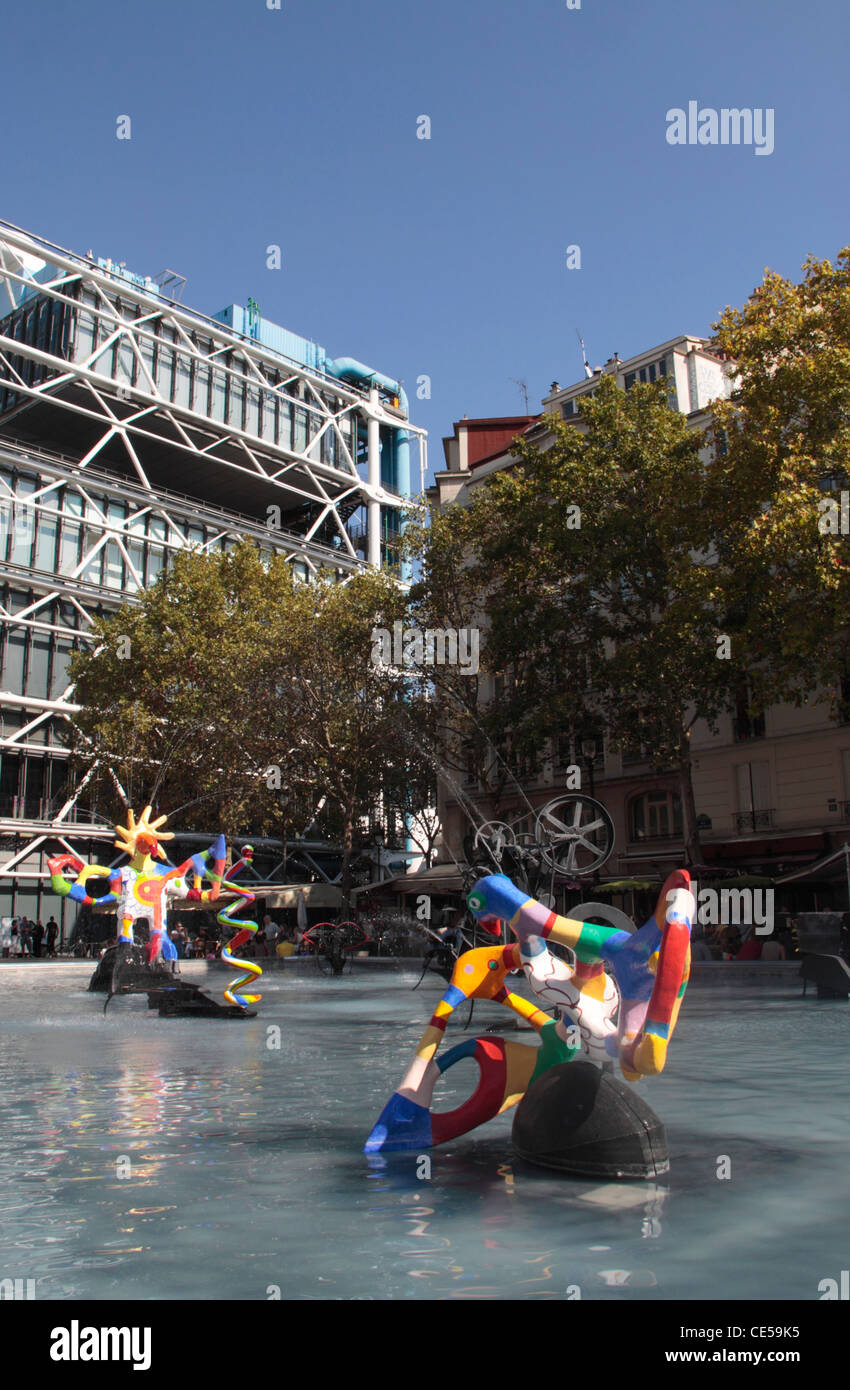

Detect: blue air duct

[324,356,411,499]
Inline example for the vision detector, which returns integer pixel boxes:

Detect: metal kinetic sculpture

[366,870,694,1171]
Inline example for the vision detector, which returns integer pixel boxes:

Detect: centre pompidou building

[0,219,425,930]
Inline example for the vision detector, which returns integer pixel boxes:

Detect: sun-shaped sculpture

[113,804,175,861]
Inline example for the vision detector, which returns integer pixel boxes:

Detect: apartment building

[428,338,846,900]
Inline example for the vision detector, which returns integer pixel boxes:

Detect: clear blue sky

[2,0,848,477]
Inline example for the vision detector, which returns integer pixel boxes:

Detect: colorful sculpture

[48,806,261,1008]
[365,869,693,1155]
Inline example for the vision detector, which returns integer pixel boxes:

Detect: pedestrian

[262,914,278,957]
[32,920,45,958]
[20,919,33,956]
[46,917,59,957]
[760,935,786,960]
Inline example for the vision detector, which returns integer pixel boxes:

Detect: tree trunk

[340,812,354,916]
[677,730,702,866]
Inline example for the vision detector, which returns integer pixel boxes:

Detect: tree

[415,374,757,863]
[68,543,427,907]
[412,247,850,869]
[402,501,497,837]
[710,247,850,714]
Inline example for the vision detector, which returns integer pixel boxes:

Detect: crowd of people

[688,919,798,961]
[1,915,61,957]
[167,915,307,960]
[0,908,826,966]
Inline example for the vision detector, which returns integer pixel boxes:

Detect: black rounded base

[88,944,176,994]
[512,1061,669,1179]
[88,946,254,1018]
[146,985,255,1019]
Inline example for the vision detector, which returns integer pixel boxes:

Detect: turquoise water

[0,961,846,1301]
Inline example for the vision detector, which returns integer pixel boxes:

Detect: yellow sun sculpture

[49,804,227,966]
[113,805,175,864]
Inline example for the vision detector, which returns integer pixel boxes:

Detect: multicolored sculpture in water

[365,869,694,1168]
[48,805,261,1011]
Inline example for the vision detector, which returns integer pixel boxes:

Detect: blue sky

[2,0,848,477]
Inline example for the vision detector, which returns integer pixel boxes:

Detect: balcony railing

[733,809,774,833]
[732,715,766,742]
[0,795,107,825]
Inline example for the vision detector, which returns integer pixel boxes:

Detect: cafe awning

[351,864,465,897]
[94,882,342,912]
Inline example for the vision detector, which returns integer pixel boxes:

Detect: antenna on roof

[576,329,593,380]
[510,378,530,412]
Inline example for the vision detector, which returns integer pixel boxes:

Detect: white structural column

[367,388,381,569]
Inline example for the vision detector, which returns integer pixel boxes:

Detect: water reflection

[0,966,848,1298]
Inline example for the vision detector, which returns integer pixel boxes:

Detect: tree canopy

[412,245,850,862]
[68,543,431,899]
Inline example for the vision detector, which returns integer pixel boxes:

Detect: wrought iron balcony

[733,809,774,833]
[732,715,766,742]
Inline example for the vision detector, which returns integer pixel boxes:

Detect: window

[10,477,37,567]
[621,736,648,766]
[50,641,74,699]
[630,790,682,841]
[733,688,765,741]
[58,492,83,575]
[734,761,772,832]
[563,389,596,418]
[34,506,58,573]
[839,672,850,726]
[625,357,668,390]
[25,635,51,700]
[147,516,167,585]
[0,754,21,815]
[104,500,126,590]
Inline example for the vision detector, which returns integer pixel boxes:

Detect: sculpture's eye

[467,892,485,911]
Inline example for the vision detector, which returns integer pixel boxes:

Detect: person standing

[32,920,45,958]
[262,914,278,957]
[46,917,59,957]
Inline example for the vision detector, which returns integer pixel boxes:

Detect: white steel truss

[0,219,425,564]
[0,221,426,909]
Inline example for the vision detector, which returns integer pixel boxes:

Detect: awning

[594,878,659,894]
[94,882,342,912]
[262,884,342,909]
[352,865,464,897]
[776,843,850,887]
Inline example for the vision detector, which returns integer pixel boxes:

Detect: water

[0,960,846,1301]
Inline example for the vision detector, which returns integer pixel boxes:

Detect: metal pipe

[367,390,381,568]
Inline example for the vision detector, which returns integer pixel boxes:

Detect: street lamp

[372,826,385,883]
[581,738,597,799]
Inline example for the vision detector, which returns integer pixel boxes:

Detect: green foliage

[711,247,850,708]
[69,544,426,883]
[410,248,850,863]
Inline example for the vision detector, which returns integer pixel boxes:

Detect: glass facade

[0,463,282,594]
[0,460,291,932]
[0,237,412,936]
